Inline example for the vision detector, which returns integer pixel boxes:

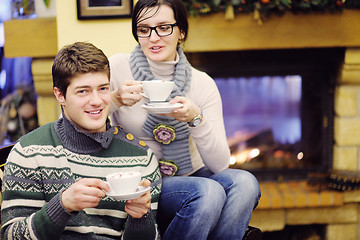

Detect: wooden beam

[184,10,360,52]
[4,17,57,58]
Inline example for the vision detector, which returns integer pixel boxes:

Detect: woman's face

[137,5,184,62]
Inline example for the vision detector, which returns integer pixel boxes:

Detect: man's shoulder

[18,122,59,148]
[110,125,149,153]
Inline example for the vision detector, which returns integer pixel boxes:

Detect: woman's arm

[164,70,230,173]
[189,71,230,173]
[109,54,143,111]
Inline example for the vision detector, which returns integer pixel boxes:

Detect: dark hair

[52,42,110,97]
[131,0,189,42]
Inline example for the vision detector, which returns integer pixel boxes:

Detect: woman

[109,0,261,238]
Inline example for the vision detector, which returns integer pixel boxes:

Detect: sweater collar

[148,52,179,81]
[54,114,115,154]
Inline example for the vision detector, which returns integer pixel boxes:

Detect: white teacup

[142,80,175,102]
[106,171,141,195]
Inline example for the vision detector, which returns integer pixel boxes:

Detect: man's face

[54,72,111,133]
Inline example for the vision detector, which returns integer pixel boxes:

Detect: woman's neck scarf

[130,44,193,176]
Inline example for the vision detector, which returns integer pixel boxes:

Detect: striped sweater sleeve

[122,211,159,240]
[1,143,73,239]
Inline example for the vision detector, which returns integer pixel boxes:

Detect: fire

[230,148,260,165]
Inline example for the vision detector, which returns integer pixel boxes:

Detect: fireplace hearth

[187,48,345,181]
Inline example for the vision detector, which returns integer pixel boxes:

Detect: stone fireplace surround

[185,13,360,239]
[4,10,360,239]
[185,48,360,240]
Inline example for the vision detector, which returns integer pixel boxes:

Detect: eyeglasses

[136,23,177,38]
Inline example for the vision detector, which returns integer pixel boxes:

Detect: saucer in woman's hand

[142,102,183,114]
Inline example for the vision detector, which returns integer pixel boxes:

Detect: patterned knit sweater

[1,116,161,240]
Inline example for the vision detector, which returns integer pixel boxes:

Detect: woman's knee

[160,176,226,208]
[181,177,226,206]
[202,178,227,203]
[221,169,261,202]
[188,179,226,221]
[237,170,260,189]
[234,170,261,207]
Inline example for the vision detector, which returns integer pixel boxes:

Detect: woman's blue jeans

[157,167,261,240]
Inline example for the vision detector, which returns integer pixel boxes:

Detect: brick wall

[334,48,360,171]
[328,47,360,240]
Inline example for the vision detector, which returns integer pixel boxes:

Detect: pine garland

[43,0,50,8]
[183,0,360,24]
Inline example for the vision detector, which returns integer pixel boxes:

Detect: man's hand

[125,179,151,218]
[61,178,110,213]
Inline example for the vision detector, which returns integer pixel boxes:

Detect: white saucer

[107,186,151,201]
[142,102,183,114]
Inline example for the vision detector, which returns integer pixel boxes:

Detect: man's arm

[121,148,162,240]
[1,143,72,239]
[123,210,159,240]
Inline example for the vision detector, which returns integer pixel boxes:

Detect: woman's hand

[61,178,110,213]
[162,96,201,123]
[111,80,143,107]
[125,179,152,219]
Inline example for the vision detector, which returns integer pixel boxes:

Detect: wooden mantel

[184,9,360,52]
[4,10,360,57]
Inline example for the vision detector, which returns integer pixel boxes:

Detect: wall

[56,0,137,57]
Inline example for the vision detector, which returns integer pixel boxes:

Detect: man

[1,42,161,239]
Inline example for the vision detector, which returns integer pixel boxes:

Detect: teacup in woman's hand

[106,171,141,195]
[142,80,175,102]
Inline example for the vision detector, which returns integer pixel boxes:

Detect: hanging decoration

[0,85,39,145]
[183,0,360,24]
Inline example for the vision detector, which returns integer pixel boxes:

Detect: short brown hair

[52,42,110,97]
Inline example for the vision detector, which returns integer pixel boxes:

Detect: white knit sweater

[109,52,230,175]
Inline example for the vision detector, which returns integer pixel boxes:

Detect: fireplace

[187,48,345,181]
